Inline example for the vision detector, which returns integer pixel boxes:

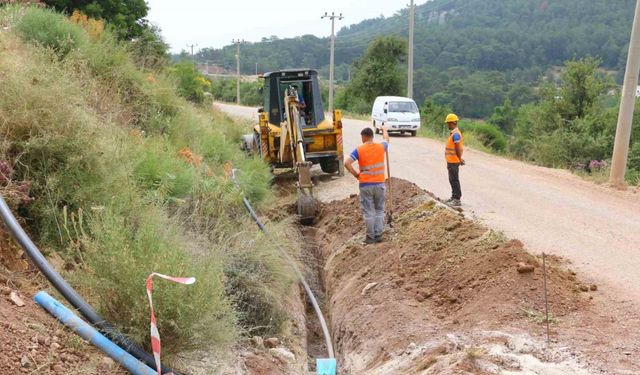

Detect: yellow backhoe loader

[242,69,344,224]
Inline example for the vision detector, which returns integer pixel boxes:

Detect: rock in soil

[20,356,31,368]
[101,357,115,368]
[9,291,24,307]
[264,337,279,348]
[250,336,264,348]
[516,262,535,274]
[361,282,378,295]
[579,285,590,292]
[268,347,295,364]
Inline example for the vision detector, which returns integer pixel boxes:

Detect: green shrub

[334,87,371,114]
[172,60,210,103]
[463,123,507,152]
[15,7,88,58]
[420,99,452,138]
[240,81,263,106]
[78,203,236,352]
[628,142,640,173]
[223,224,298,336]
[209,77,263,106]
[133,140,196,201]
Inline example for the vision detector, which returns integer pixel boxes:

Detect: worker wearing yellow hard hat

[444,113,464,207]
[445,113,459,123]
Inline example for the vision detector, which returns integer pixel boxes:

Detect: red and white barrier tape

[145,273,196,375]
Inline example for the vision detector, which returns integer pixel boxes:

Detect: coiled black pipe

[0,196,179,375]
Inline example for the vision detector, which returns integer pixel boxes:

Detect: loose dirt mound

[0,271,125,374]
[0,224,127,374]
[311,178,639,374]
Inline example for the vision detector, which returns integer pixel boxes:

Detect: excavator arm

[281,89,317,224]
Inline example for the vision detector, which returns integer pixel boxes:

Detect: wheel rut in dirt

[305,177,640,374]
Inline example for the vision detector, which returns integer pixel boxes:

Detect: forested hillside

[195,0,636,117]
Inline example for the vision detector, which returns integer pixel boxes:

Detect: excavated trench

[296,178,640,375]
[299,226,330,372]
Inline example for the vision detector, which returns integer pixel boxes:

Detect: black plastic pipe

[0,196,179,375]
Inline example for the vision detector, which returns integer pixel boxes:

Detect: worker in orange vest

[344,125,390,244]
[444,114,464,206]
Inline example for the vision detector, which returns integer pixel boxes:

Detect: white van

[371,96,421,136]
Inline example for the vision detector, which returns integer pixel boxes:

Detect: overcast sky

[146,0,420,53]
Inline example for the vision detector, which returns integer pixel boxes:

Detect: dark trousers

[447,163,462,200]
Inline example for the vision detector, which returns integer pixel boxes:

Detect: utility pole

[610,0,640,187]
[255,62,258,75]
[232,39,244,105]
[407,0,415,99]
[186,43,198,60]
[321,11,343,114]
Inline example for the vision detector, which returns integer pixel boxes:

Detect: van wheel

[373,121,380,134]
[411,131,417,137]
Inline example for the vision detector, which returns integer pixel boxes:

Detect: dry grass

[0,6,296,360]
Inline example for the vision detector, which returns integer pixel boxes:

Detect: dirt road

[215,102,640,305]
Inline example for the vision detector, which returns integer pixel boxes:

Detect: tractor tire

[320,159,340,174]
[253,131,262,157]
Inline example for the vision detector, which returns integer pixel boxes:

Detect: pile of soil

[0,270,124,374]
[310,178,639,374]
[0,226,126,374]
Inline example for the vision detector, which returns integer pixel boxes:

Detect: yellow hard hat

[445,113,459,123]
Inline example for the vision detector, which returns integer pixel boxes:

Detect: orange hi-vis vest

[357,143,386,184]
[445,128,464,164]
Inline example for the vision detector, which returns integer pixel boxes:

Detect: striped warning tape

[145,273,196,375]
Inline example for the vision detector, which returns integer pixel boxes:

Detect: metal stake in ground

[542,252,551,345]
[385,149,394,227]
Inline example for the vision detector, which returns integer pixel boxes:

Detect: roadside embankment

[308,178,639,374]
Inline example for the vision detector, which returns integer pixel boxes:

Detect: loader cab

[263,69,325,128]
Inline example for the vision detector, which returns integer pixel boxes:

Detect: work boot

[447,199,461,207]
[363,236,377,245]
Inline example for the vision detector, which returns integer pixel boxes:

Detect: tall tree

[43,0,148,38]
[349,36,407,103]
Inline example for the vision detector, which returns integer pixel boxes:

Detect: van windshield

[388,101,418,113]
